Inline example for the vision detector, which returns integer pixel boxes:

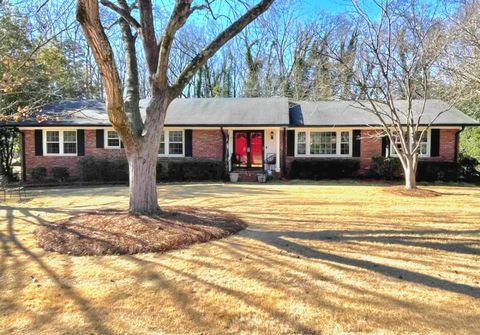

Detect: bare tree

[328,0,447,189]
[76,0,275,214]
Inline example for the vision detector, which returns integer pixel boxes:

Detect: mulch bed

[36,207,247,256]
[387,186,442,198]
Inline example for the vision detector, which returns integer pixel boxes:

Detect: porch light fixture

[270,131,274,140]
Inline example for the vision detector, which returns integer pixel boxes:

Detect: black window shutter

[34,130,43,156]
[185,129,192,157]
[382,136,390,157]
[120,140,124,148]
[430,129,440,157]
[77,129,85,156]
[96,129,104,148]
[352,130,361,157]
[287,130,295,156]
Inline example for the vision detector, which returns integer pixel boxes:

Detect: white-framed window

[310,131,336,155]
[158,129,184,156]
[159,131,165,155]
[340,131,350,155]
[105,130,121,149]
[297,131,306,155]
[44,130,77,155]
[295,129,352,157]
[390,129,430,157]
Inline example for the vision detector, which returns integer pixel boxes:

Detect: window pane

[169,142,183,154]
[46,131,59,142]
[310,132,321,155]
[297,131,306,154]
[311,132,336,155]
[108,139,120,147]
[297,131,306,143]
[107,131,120,147]
[47,143,60,154]
[159,131,165,154]
[159,143,165,154]
[64,131,76,142]
[297,143,306,155]
[420,143,427,155]
[340,131,349,154]
[63,142,77,154]
[169,131,183,142]
[415,131,427,142]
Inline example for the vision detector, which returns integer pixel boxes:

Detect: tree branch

[77,0,132,143]
[170,0,275,96]
[154,0,193,91]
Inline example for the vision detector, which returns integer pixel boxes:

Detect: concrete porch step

[230,170,262,182]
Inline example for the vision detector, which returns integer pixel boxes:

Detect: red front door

[233,131,264,169]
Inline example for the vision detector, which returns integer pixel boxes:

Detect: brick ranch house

[3,97,479,182]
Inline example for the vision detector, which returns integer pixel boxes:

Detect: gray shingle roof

[290,100,479,126]
[161,97,290,126]
[2,97,478,127]
[3,97,290,127]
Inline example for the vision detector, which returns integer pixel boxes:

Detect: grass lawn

[1,181,479,334]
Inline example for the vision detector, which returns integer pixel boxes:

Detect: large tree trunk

[126,96,169,215]
[404,156,417,190]
[127,145,160,215]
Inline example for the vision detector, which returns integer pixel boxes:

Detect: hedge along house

[2,97,478,182]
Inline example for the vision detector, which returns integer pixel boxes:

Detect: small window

[159,131,165,155]
[340,131,350,155]
[63,131,77,154]
[391,131,429,156]
[107,131,120,148]
[45,130,77,155]
[46,131,60,154]
[158,130,184,156]
[416,131,428,156]
[297,131,306,155]
[168,131,183,155]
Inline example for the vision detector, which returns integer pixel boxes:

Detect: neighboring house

[2,97,478,182]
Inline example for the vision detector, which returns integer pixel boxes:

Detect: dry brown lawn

[0,181,479,335]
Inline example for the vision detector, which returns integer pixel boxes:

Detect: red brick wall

[359,130,383,171]
[23,127,459,181]
[284,128,458,176]
[425,128,457,162]
[192,129,223,159]
[23,128,225,181]
[23,129,125,181]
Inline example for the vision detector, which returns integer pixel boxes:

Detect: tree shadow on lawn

[0,204,247,333]
[1,206,115,335]
[2,201,479,333]
[243,228,480,299]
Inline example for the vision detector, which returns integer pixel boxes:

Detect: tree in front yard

[327,0,448,189]
[76,0,275,214]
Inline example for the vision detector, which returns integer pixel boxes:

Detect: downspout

[454,126,465,163]
[21,130,26,182]
[221,127,227,178]
[282,127,287,176]
[221,127,226,162]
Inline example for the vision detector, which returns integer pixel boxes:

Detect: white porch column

[275,128,281,172]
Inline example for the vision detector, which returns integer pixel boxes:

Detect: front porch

[226,127,282,174]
